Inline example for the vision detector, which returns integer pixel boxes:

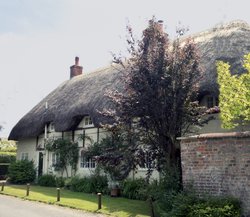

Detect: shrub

[0,164,9,180]
[56,177,65,188]
[38,174,56,187]
[188,196,241,217]
[8,160,36,184]
[154,191,241,217]
[121,178,148,200]
[188,203,240,217]
[69,175,108,194]
[0,153,16,163]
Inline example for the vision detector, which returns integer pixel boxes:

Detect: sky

[1,0,250,138]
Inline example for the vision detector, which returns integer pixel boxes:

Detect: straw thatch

[9,20,250,140]
[192,20,250,98]
[9,65,124,140]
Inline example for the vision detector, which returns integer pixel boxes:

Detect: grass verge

[0,185,150,217]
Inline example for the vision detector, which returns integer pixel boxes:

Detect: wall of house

[16,120,160,180]
[17,138,42,175]
[179,132,250,216]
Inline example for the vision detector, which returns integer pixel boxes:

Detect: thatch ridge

[9,20,250,140]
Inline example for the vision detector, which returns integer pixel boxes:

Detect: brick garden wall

[179,131,250,216]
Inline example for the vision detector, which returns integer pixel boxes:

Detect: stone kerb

[179,131,250,216]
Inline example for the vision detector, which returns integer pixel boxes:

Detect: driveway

[0,194,105,217]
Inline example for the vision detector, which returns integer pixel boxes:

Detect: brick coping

[178,131,250,140]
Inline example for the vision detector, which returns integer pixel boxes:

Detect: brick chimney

[70,56,83,79]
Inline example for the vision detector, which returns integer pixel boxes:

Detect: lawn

[0,184,151,217]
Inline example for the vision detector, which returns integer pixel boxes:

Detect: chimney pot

[70,56,83,79]
[75,56,79,66]
[157,20,164,32]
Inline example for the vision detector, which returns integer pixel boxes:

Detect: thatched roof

[9,20,250,140]
[192,20,250,98]
[9,65,124,140]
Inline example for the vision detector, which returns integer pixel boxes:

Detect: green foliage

[8,160,36,184]
[69,175,108,194]
[85,132,138,181]
[0,139,16,153]
[56,176,65,188]
[154,191,241,217]
[0,165,9,179]
[217,53,250,129]
[38,174,56,187]
[105,17,204,173]
[0,152,16,180]
[0,153,16,163]
[187,202,240,217]
[46,138,79,177]
[121,178,148,200]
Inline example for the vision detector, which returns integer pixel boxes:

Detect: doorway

[38,152,43,177]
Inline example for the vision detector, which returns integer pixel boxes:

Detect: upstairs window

[49,123,55,132]
[207,95,219,108]
[83,116,93,127]
[200,95,219,108]
[207,96,214,108]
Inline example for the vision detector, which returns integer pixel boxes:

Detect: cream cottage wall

[16,119,160,180]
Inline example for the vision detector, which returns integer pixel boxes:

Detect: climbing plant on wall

[46,138,79,177]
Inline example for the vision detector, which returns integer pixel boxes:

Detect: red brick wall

[180,132,250,216]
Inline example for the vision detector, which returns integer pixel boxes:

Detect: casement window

[52,153,60,166]
[140,152,155,169]
[21,152,28,160]
[80,151,95,168]
[83,116,93,127]
[206,95,219,108]
[49,122,55,132]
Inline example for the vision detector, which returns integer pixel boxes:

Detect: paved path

[0,194,105,217]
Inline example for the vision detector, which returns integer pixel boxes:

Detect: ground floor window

[139,152,155,169]
[21,152,28,160]
[80,151,95,168]
[52,153,60,167]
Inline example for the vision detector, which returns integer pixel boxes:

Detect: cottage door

[38,152,43,176]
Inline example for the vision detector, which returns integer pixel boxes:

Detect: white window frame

[80,153,95,168]
[52,152,60,167]
[49,122,55,132]
[83,116,93,127]
[21,152,28,161]
[139,152,155,170]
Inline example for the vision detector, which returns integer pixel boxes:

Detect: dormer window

[200,95,219,108]
[49,123,55,132]
[83,116,93,127]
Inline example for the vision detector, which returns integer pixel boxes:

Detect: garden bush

[55,176,65,188]
[69,175,108,194]
[38,175,65,187]
[154,191,241,217]
[38,174,56,187]
[0,153,16,180]
[8,160,36,184]
[121,178,150,200]
[0,153,16,163]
